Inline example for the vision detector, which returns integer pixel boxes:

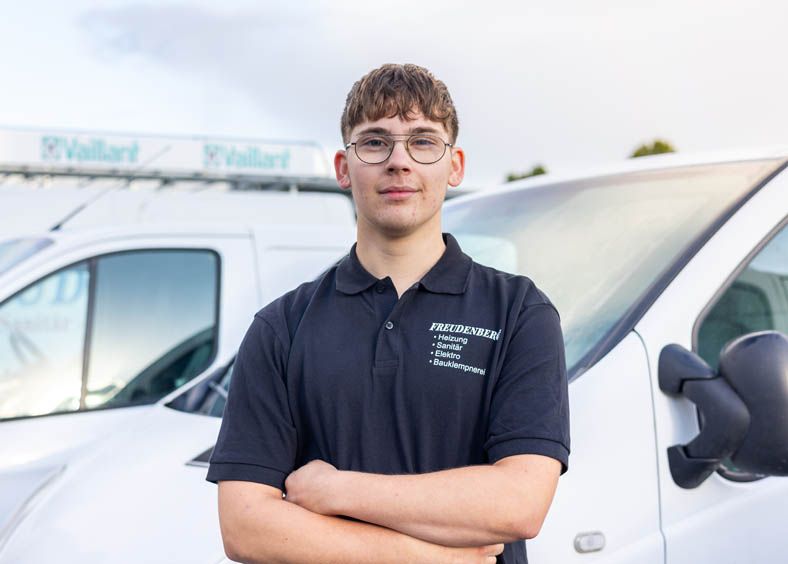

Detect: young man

[207,64,570,564]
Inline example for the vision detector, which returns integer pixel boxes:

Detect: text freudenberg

[429,323,501,341]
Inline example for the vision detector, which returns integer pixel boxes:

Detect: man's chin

[359,208,441,239]
[367,218,425,239]
[376,222,419,239]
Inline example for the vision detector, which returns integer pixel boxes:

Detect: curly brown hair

[340,64,459,145]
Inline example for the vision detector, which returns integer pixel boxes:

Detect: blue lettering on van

[40,136,139,165]
[203,144,291,171]
[16,270,88,307]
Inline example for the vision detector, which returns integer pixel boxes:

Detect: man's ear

[448,146,465,188]
[334,150,352,190]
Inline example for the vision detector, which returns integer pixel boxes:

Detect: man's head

[336,64,465,239]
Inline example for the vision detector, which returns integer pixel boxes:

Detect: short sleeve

[484,303,570,474]
[206,314,297,490]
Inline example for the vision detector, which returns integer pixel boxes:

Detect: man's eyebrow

[355,127,390,136]
[355,125,443,136]
[408,126,441,134]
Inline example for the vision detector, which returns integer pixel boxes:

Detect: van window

[0,249,219,420]
[85,251,218,408]
[697,220,788,371]
[0,264,88,418]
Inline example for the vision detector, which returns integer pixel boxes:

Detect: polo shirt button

[384,321,394,330]
[376,283,386,293]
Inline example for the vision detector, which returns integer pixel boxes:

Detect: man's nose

[386,139,412,173]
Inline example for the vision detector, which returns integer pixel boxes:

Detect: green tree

[506,164,547,182]
[630,139,676,158]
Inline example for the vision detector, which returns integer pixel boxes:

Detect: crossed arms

[217,453,561,564]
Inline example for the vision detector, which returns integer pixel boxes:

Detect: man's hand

[454,543,505,564]
[284,459,340,515]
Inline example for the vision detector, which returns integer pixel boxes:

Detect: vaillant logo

[203,144,291,171]
[40,136,140,164]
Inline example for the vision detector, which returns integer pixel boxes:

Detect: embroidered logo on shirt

[427,322,501,375]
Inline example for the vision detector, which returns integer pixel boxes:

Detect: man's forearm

[219,482,494,564]
[326,461,556,547]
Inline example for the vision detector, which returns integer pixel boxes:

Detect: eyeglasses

[345,133,452,165]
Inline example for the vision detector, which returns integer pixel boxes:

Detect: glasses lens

[355,135,393,164]
[407,134,445,164]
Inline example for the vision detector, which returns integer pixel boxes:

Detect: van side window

[85,250,219,408]
[697,220,788,371]
[0,250,219,420]
[0,263,89,418]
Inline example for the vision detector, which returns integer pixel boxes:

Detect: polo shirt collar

[335,233,472,295]
[335,244,378,295]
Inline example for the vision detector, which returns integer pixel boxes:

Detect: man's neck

[355,223,446,298]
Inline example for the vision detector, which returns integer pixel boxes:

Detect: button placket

[373,286,417,370]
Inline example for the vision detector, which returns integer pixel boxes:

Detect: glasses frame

[345,133,453,165]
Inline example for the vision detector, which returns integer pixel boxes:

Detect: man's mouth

[379,185,418,194]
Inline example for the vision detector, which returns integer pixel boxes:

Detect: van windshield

[442,159,782,376]
[0,238,53,277]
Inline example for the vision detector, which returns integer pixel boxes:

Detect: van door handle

[574,531,605,553]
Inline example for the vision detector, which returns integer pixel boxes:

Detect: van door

[527,333,663,564]
[0,233,256,423]
[636,167,788,563]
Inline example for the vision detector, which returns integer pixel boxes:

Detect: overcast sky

[1,0,786,187]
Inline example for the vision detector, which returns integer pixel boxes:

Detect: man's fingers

[450,544,504,563]
[480,543,504,556]
[483,543,503,564]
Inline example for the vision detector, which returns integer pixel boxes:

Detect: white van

[2,150,788,564]
[444,149,788,563]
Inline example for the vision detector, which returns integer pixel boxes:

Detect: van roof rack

[0,126,339,194]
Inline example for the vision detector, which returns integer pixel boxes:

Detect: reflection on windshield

[443,160,781,374]
[0,238,53,277]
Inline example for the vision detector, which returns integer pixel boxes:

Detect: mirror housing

[659,331,788,488]
[721,331,788,475]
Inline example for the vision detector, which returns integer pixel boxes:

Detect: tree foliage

[506,164,547,182]
[630,139,676,158]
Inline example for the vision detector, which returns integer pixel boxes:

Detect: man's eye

[411,136,438,147]
[360,137,389,148]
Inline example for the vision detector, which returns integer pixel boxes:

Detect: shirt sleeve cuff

[206,461,288,490]
[487,437,570,474]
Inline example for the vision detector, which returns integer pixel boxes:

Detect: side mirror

[721,331,788,475]
[659,331,788,488]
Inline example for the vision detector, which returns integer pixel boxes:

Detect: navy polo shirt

[207,233,570,564]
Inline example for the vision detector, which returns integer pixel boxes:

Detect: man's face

[335,112,465,239]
